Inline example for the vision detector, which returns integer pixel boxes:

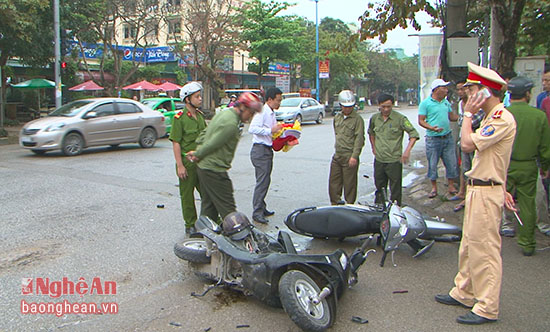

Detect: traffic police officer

[328,90,365,205]
[169,82,207,235]
[501,76,550,255]
[435,62,517,325]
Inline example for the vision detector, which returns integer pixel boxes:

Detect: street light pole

[315,0,320,102]
[54,0,62,108]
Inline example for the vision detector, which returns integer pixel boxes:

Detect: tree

[517,0,550,57]
[0,0,53,129]
[172,0,241,110]
[237,0,298,87]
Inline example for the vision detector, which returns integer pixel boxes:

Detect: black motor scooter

[284,201,461,264]
[174,215,376,332]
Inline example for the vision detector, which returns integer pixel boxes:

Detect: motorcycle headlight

[381,218,390,239]
[339,253,348,270]
[45,123,66,132]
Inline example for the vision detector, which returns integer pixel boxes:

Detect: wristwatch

[464,111,473,118]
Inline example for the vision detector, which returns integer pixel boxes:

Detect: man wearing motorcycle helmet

[328,90,365,205]
[187,92,262,222]
[169,81,207,236]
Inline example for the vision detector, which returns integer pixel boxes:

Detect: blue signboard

[268,62,290,74]
[69,41,178,63]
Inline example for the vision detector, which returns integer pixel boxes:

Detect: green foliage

[518,0,550,57]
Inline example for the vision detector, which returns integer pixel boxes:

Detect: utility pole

[314,0,320,102]
[54,0,62,108]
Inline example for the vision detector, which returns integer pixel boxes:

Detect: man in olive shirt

[170,82,207,235]
[500,76,550,255]
[187,93,262,222]
[368,94,419,205]
[329,90,365,205]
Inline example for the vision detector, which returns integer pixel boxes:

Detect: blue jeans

[425,134,458,181]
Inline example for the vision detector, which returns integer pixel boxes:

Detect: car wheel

[31,149,46,155]
[316,113,323,124]
[295,114,302,124]
[62,132,84,156]
[139,127,157,148]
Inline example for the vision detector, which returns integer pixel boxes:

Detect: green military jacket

[333,110,365,159]
[508,101,550,170]
[195,108,241,172]
[368,111,419,163]
[168,107,207,153]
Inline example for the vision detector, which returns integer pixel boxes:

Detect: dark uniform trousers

[450,184,504,320]
[374,159,403,205]
[507,160,538,251]
[196,167,236,222]
[329,154,359,205]
[250,143,274,219]
[178,158,201,228]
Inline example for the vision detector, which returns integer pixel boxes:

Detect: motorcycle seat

[290,205,383,238]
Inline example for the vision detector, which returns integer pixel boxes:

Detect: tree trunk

[0,54,7,129]
[489,0,526,73]
[446,0,467,35]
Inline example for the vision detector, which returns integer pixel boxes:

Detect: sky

[279,0,442,56]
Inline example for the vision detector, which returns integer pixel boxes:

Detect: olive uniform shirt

[368,111,419,163]
[333,110,365,159]
[169,108,207,153]
[507,101,550,169]
[195,108,241,172]
[466,103,516,184]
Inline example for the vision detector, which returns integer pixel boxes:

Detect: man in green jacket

[329,90,365,205]
[187,92,262,222]
[500,76,550,256]
[169,82,207,236]
[368,93,419,205]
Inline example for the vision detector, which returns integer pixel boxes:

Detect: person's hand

[504,191,517,212]
[371,147,376,156]
[348,157,358,168]
[464,90,488,115]
[176,164,188,180]
[432,126,444,132]
[186,151,199,163]
[271,123,283,134]
[401,151,410,164]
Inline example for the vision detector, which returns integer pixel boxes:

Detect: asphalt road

[1,107,549,332]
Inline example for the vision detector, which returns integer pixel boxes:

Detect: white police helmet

[338,90,356,107]
[180,81,203,102]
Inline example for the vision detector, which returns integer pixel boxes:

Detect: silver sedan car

[275,97,325,124]
[19,98,166,156]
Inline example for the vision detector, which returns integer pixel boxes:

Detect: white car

[275,97,326,124]
[19,98,166,156]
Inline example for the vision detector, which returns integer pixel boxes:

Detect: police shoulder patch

[174,110,183,119]
[492,109,503,119]
[480,124,496,137]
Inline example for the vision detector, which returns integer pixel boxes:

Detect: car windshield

[48,100,94,117]
[141,100,158,107]
[280,98,303,107]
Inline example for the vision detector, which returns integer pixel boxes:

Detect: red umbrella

[157,82,182,91]
[69,80,104,91]
[122,80,160,91]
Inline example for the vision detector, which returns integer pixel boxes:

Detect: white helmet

[338,90,356,107]
[180,81,203,102]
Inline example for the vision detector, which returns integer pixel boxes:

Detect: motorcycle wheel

[174,239,210,264]
[279,270,332,332]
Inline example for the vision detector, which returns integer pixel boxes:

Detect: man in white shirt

[249,87,283,224]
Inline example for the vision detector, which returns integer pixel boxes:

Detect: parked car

[19,98,166,156]
[275,97,325,124]
[141,97,185,134]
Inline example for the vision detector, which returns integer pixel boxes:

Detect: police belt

[468,179,501,186]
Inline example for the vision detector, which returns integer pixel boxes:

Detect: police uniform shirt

[169,107,207,153]
[466,103,516,184]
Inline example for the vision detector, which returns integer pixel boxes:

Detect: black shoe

[185,226,199,237]
[457,311,496,325]
[263,209,275,217]
[253,216,269,224]
[435,294,472,308]
[522,248,534,256]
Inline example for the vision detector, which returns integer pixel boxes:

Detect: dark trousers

[328,154,359,205]
[196,167,236,222]
[250,143,273,218]
[374,159,403,205]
